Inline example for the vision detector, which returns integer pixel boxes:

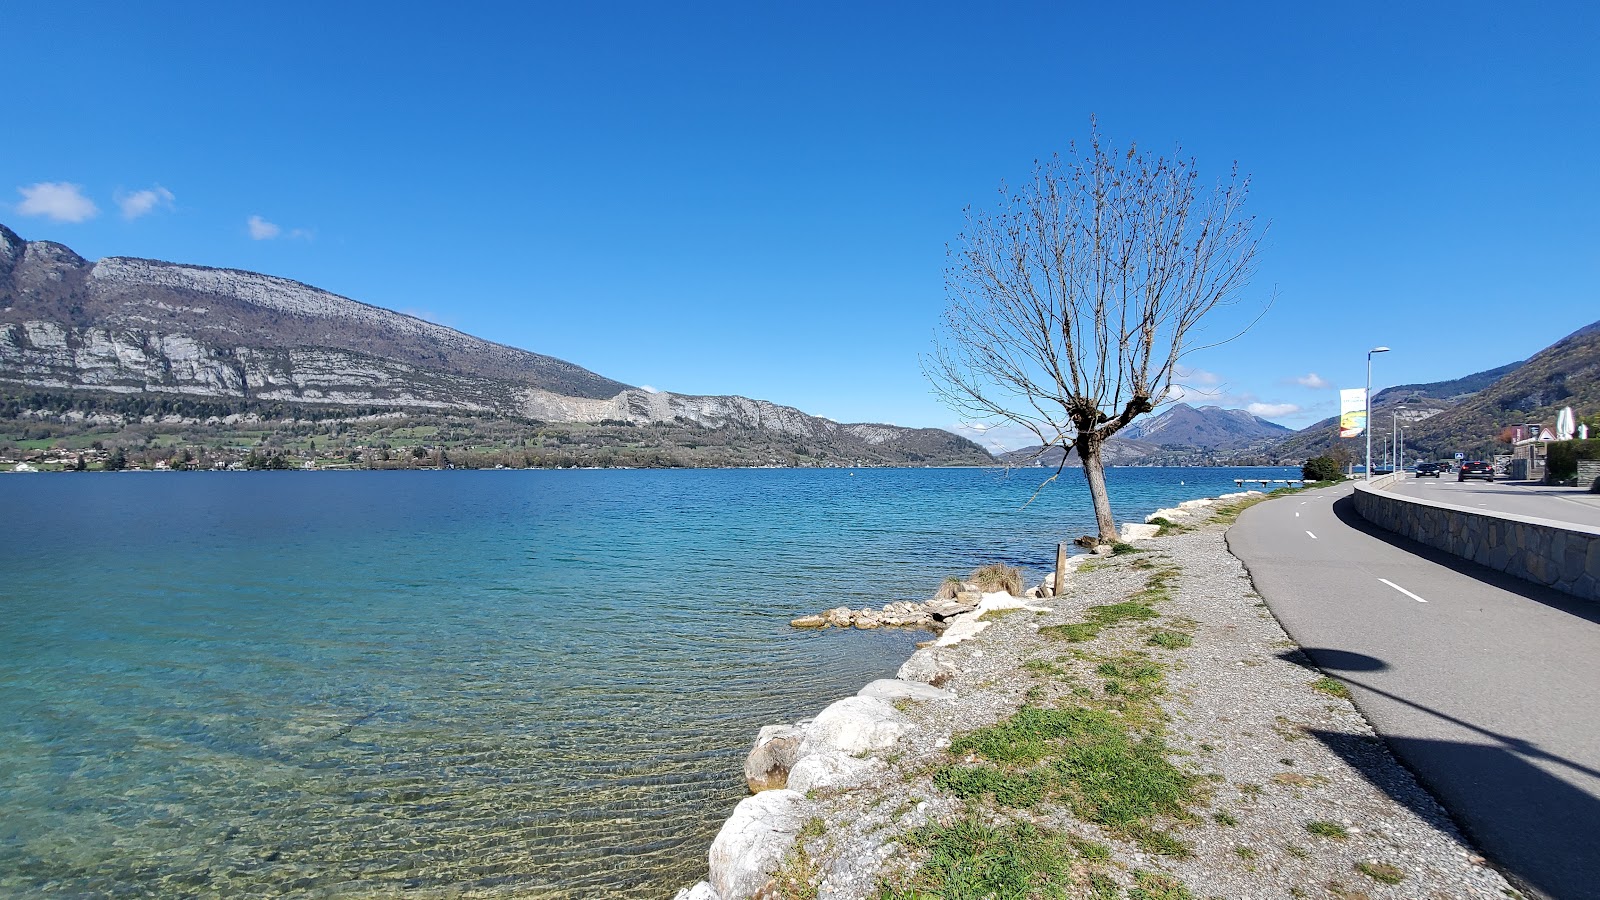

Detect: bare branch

[924,123,1268,541]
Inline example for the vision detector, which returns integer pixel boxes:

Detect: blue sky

[5,2,1596,449]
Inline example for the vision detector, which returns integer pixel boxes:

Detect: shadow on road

[1306,727,1600,900]
[1330,495,1600,627]
[1279,646,1600,900]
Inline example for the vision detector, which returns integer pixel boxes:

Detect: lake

[0,466,1296,896]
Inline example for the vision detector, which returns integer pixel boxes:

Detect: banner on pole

[1339,388,1367,438]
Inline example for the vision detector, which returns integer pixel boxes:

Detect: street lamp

[1391,409,1406,474]
[1366,347,1390,481]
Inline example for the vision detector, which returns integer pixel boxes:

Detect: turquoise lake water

[0,465,1295,897]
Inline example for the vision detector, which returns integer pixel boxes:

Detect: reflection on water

[0,466,1294,896]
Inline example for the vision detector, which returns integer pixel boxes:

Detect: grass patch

[1129,869,1194,900]
[1040,622,1103,642]
[1087,872,1120,900]
[773,821,824,899]
[978,606,1025,622]
[1146,629,1193,650]
[1110,542,1144,555]
[1306,820,1350,839]
[1149,516,1192,536]
[1355,861,1406,885]
[936,699,1200,853]
[1023,658,1071,678]
[1211,810,1237,826]
[876,814,1075,900]
[1311,677,1352,699]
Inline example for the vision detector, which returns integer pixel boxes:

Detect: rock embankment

[674,488,1513,900]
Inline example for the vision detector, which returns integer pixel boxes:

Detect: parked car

[1458,461,1495,482]
[1415,462,1442,477]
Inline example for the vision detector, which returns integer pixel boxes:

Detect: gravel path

[766,497,1516,900]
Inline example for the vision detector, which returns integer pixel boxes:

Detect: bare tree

[928,126,1266,542]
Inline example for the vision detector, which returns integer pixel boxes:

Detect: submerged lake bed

[0,466,1296,896]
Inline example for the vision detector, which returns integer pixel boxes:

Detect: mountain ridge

[0,223,993,466]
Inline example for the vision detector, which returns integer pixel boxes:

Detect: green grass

[1110,542,1144,555]
[1311,677,1352,699]
[1355,861,1406,885]
[1129,869,1193,900]
[1146,629,1193,650]
[1148,516,1192,536]
[876,814,1075,900]
[1211,810,1237,826]
[935,700,1199,853]
[1305,820,1350,839]
[1039,622,1102,642]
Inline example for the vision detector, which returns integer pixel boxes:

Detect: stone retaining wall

[1555,459,1600,490]
[1352,478,1600,601]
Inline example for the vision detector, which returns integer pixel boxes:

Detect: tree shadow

[1305,728,1600,900]
[1330,495,1600,627]
[1281,646,1600,899]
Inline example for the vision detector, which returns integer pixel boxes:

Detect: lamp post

[1366,347,1390,480]
[1390,410,1405,473]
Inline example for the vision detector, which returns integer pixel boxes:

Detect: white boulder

[798,696,910,757]
[857,678,953,702]
[708,789,808,900]
[897,647,956,685]
[786,750,877,794]
[1120,522,1160,541]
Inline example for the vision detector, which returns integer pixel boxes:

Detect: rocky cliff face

[0,223,992,462]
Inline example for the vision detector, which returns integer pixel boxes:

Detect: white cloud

[248,215,281,240]
[16,182,99,223]
[116,186,175,219]
[1247,402,1300,419]
[1294,372,1331,389]
[950,422,1049,453]
[1174,365,1223,387]
[639,385,661,394]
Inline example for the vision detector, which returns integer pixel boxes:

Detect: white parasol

[1557,406,1576,441]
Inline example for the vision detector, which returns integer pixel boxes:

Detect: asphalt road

[1229,482,1600,900]
[1390,474,1600,527]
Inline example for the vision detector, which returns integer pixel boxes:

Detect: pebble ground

[778,499,1517,900]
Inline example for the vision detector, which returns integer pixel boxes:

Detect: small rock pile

[789,577,1059,631]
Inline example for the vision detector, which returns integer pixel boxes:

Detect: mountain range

[0,223,991,467]
[1263,319,1600,463]
[996,403,1291,468]
[7,222,1587,471]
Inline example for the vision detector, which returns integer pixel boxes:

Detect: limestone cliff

[0,223,993,464]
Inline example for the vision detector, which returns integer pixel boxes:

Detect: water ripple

[0,466,1295,896]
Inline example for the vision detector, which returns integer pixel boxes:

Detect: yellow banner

[1339,388,1366,438]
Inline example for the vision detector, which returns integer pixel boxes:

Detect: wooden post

[1053,542,1068,597]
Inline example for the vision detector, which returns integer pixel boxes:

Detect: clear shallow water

[0,466,1295,897]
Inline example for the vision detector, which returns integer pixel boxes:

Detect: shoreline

[674,488,1512,899]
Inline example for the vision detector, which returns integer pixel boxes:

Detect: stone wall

[1554,459,1600,491]
[1352,480,1600,601]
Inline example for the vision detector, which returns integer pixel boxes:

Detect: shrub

[1301,455,1342,482]
[1546,438,1600,482]
[970,563,1023,596]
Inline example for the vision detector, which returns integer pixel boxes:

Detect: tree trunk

[1078,434,1118,542]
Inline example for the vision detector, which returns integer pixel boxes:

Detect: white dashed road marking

[1379,578,1428,603]
[1305,531,1317,539]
